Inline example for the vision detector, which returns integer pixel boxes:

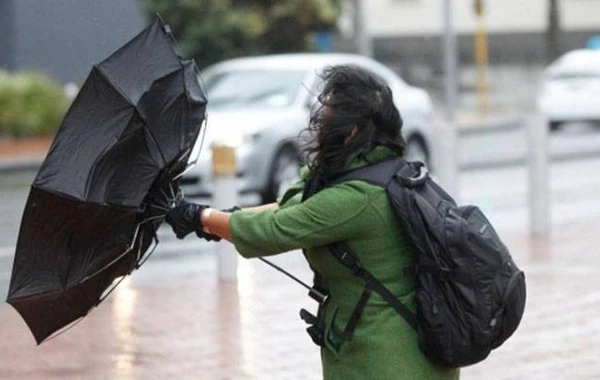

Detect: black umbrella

[6,17,207,344]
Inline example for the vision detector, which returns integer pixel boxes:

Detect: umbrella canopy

[6,17,207,344]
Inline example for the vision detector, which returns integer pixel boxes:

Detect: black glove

[165,199,221,241]
[165,198,204,239]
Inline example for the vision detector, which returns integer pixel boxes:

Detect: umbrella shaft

[258,258,322,299]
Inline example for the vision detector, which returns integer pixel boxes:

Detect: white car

[537,49,600,131]
[182,53,435,203]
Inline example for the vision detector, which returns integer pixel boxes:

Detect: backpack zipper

[489,269,523,328]
[456,205,487,320]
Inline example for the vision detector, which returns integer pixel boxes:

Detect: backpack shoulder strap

[328,242,418,330]
[330,157,429,190]
[329,157,405,188]
[326,158,424,332]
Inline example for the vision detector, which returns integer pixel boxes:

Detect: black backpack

[326,157,527,368]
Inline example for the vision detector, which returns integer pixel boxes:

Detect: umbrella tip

[155,14,172,34]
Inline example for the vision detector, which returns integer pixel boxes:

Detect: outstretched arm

[240,203,278,213]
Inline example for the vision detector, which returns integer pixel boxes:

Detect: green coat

[230,147,459,380]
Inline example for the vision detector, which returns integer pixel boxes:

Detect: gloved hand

[165,199,221,241]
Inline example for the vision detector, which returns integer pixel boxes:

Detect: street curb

[4,148,600,175]
[460,147,600,171]
[457,115,525,137]
[0,159,42,174]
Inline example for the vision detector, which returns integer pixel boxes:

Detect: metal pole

[212,145,239,281]
[546,0,561,63]
[352,0,372,57]
[443,0,457,123]
[474,1,489,116]
[528,115,550,237]
[437,0,459,199]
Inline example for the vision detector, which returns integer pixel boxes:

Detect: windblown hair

[303,64,406,179]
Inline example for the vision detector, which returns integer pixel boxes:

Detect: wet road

[4,153,600,302]
[2,219,600,379]
[1,123,600,378]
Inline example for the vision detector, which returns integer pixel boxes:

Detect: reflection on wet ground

[2,140,600,378]
[0,250,319,380]
[2,218,600,379]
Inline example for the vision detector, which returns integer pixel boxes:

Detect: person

[165,65,459,379]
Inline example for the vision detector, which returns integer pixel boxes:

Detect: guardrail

[434,115,550,238]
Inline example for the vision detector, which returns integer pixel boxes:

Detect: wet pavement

[2,215,600,379]
[2,130,600,379]
[1,248,321,380]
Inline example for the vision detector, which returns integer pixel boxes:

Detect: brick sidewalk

[2,218,600,379]
[0,138,52,172]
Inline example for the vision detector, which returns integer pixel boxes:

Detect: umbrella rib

[134,229,145,264]
[159,188,172,204]
[78,224,142,284]
[148,203,169,212]
[76,208,163,285]
[41,315,88,345]
[93,65,170,171]
[172,147,194,182]
[168,181,176,201]
[136,232,159,269]
[95,65,135,104]
[175,118,208,181]
[97,273,128,303]
[140,215,165,224]
[142,120,168,168]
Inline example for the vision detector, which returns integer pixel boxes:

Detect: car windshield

[202,69,307,109]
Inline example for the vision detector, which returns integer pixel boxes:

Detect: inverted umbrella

[6,17,207,344]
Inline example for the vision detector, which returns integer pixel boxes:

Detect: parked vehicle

[182,53,435,203]
[537,49,600,131]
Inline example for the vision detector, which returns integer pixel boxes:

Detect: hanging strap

[341,285,372,340]
[328,242,418,331]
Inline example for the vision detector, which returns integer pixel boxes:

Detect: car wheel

[405,136,430,167]
[549,121,562,132]
[263,145,301,203]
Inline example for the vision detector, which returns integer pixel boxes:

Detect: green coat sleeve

[230,182,370,258]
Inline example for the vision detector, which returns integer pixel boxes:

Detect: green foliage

[141,0,341,68]
[0,71,70,138]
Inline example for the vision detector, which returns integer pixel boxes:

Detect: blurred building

[365,0,600,67]
[0,0,145,84]
[359,0,600,113]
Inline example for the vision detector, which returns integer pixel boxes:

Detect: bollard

[528,115,550,237]
[212,144,238,281]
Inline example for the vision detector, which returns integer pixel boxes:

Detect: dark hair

[302,64,406,179]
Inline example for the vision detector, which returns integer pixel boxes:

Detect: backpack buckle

[300,309,325,347]
[340,251,363,275]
